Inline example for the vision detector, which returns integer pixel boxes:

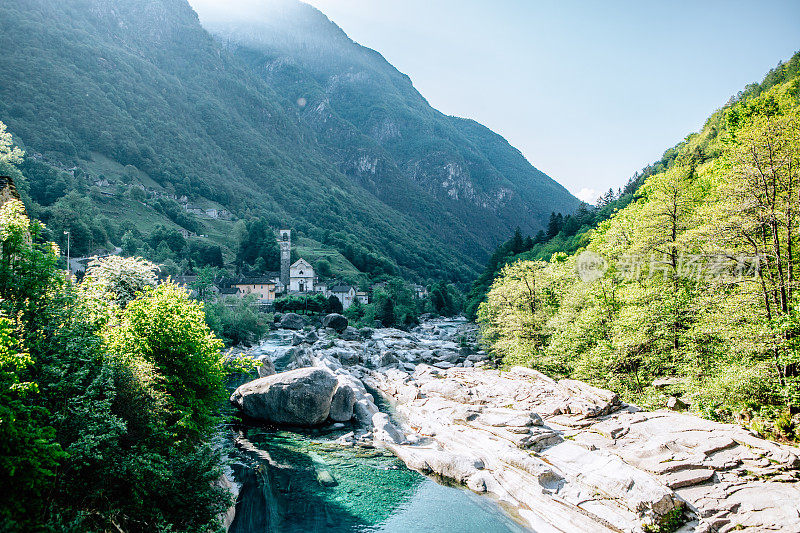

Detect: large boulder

[280,313,306,330]
[230,367,338,426]
[322,313,349,333]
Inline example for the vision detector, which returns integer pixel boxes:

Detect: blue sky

[303,0,799,202]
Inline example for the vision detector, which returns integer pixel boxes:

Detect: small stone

[666,396,688,411]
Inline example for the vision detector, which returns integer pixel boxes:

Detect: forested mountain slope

[0,0,577,282]
[479,53,800,441]
[191,0,579,254]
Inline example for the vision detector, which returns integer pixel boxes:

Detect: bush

[0,201,232,530]
[109,283,227,442]
[205,295,269,346]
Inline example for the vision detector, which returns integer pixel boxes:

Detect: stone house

[330,284,356,309]
[412,283,429,299]
[229,277,276,302]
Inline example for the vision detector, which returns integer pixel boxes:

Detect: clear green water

[228,426,530,533]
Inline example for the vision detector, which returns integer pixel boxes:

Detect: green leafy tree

[82,255,159,308]
[109,283,227,442]
[237,218,280,272]
[204,294,268,346]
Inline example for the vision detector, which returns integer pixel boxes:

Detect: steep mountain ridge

[196,0,578,251]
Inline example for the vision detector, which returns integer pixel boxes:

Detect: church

[278,229,318,294]
[289,258,315,292]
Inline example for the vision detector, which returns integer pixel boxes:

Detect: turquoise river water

[227,425,530,533]
[226,329,531,532]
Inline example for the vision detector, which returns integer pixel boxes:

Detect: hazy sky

[297,0,799,203]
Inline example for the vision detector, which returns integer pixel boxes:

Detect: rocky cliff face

[191,0,579,255]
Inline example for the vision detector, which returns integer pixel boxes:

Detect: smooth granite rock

[322,313,348,333]
[231,367,338,426]
[246,317,800,532]
[279,312,306,330]
[329,378,356,422]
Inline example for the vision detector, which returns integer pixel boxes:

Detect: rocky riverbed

[230,315,800,532]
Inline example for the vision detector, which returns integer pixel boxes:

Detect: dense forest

[478,53,800,441]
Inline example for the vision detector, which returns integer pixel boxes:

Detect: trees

[0,122,23,165]
[326,294,344,314]
[478,260,559,368]
[109,283,227,442]
[81,255,159,308]
[720,107,800,407]
[0,312,64,531]
[476,73,800,439]
[204,295,268,346]
[236,218,280,273]
[373,290,396,327]
[316,259,333,278]
[344,296,365,323]
[0,192,231,530]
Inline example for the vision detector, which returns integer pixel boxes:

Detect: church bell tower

[278,229,291,290]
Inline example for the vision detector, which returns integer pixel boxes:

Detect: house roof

[330,285,354,293]
[219,275,277,287]
[291,258,312,268]
[218,287,239,295]
[233,277,276,285]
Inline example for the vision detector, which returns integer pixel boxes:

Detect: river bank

[229,317,800,532]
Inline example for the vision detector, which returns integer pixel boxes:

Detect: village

[172,228,428,309]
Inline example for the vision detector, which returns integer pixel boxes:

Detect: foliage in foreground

[0,193,231,531]
[479,57,800,441]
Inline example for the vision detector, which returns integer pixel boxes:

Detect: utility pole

[64,230,70,276]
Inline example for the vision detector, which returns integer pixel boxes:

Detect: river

[225,328,530,533]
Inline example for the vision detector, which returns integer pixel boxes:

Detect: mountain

[0,0,577,281]
[191,0,578,254]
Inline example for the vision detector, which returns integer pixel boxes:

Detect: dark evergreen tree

[326,295,344,314]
